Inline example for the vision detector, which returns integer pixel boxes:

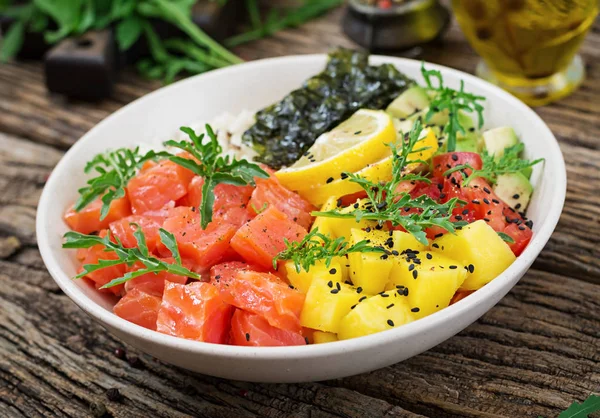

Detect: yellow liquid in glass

[452,0,598,105]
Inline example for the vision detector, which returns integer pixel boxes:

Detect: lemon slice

[297,128,439,206]
[275,109,395,190]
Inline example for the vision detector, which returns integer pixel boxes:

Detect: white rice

[172,110,259,161]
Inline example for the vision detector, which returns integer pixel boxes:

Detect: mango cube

[313,331,338,344]
[300,277,363,333]
[348,228,394,294]
[318,199,377,240]
[338,290,414,340]
[284,258,347,294]
[388,250,467,318]
[310,196,338,237]
[431,220,516,291]
[392,230,428,253]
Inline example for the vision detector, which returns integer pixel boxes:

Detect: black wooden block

[44,30,116,101]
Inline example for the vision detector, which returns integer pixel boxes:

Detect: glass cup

[452,0,598,106]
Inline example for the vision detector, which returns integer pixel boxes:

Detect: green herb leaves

[421,63,485,153]
[163,125,269,229]
[74,147,168,220]
[63,225,200,289]
[445,143,543,186]
[558,394,600,418]
[273,228,386,273]
[314,120,465,246]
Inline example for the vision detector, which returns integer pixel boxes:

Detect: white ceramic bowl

[36,55,566,383]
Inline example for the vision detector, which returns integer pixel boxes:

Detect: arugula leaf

[421,63,485,153]
[445,143,543,186]
[273,228,387,273]
[497,232,515,244]
[63,226,201,289]
[558,394,600,418]
[74,147,169,219]
[163,124,269,228]
[314,120,463,246]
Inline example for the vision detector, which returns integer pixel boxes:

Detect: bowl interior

[37,55,565,363]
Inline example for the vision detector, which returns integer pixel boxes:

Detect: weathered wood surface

[1,4,599,418]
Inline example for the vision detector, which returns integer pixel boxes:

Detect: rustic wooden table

[1,5,599,418]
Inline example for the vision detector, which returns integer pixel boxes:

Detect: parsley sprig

[421,63,485,153]
[273,228,386,273]
[63,225,200,289]
[314,120,466,246]
[444,143,543,186]
[163,124,269,229]
[74,147,168,220]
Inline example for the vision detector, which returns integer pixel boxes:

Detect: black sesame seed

[357,287,363,293]
[245,333,250,341]
[437,183,444,191]
[408,264,415,271]
[411,307,420,313]
[440,193,446,199]
[468,264,475,273]
[451,154,458,161]
[391,250,399,256]
[386,304,395,309]
[404,288,409,296]
[329,268,337,275]
[434,233,444,238]
[432,243,440,248]
[492,199,500,204]
[354,130,362,135]
[412,270,418,279]
[341,172,348,180]
[326,177,334,184]
[455,215,463,221]
[330,289,339,294]
[365,227,371,233]
[380,254,389,260]
[518,225,526,231]
[525,220,534,228]
[484,218,490,222]
[380,293,390,298]
[336,198,343,207]
[513,194,520,199]
[327,280,333,288]
[515,203,522,209]
[359,296,367,302]
[483,198,490,204]
[426,253,433,259]
[483,187,491,194]
[449,265,458,269]
[462,209,469,215]
[387,319,395,326]
[336,282,341,291]
[350,304,356,310]
[353,203,359,209]
[472,199,480,205]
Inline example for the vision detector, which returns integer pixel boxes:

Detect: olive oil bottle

[452,0,598,106]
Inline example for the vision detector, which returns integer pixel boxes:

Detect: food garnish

[74,148,168,220]
[273,227,386,273]
[444,143,543,186]
[420,63,485,153]
[63,225,200,289]
[163,124,269,228]
[243,49,414,168]
[314,120,466,245]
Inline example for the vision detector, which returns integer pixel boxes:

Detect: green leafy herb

[163,124,269,229]
[273,228,386,273]
[314,120,466,246]
[497,232,515,244]
[558,394,600,418]
[243,48,414,168]
[444,143,543,186]
[421,63,485,153]
[74,147,168,220]
[63,225,200,289]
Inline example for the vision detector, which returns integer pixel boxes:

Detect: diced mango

[317,199,377,240]
[408,127,439,162]
[313,331,338,344]
[338,290,414,340]
[431,220,516,291]
[310,196,338,237]
[392,230,428,253]
[348,228,394,294]
[300,277,363,333]
[285,259,345,294]
[387,250,467,318]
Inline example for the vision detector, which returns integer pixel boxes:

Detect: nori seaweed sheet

[242,49,415,169]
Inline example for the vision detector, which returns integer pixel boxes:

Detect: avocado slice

[483,126,519,157]
[387,86,431,119]
[455,133,479,152]
[493,172,533,211]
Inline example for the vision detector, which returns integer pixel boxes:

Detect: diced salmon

[230,310,306,347]
[124,259,188,296]
[156,282,234,343]
[158,207,237,272]
[64,194,131,235]
[230,206,307,269]
[109,213,166,254]
[76,230,126,295]
[127,159,195,214]
[248,176,315,230]
[113,288,162,330]
[218,270,305,332]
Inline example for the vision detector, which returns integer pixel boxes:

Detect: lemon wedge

[297,128,439,206]
[275,109,395,191]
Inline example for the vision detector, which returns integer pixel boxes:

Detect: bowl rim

[36,53,566,360]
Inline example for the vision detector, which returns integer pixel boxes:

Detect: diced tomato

[337,191,368,207]
[124,259,188,296]
[113,288,162,330]
[159,207,237,272]
[127,159,195,214]
[463,178,508,232]
[230,206,308,269]
[248,176,316,230]
[502,217,533,256]
[64,194,131,235]
[432,152,483,184]
[229,310,306,347]
[156,282,234,343]
[218,270,305,332]
[409,179,442,201]
[76,231,126,295]
[109,214,166,254]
